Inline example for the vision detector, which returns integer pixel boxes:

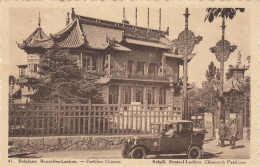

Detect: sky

[9,7,250,87]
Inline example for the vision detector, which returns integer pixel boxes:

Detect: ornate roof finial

[38,11,41,28]
[159,8,161,32]
[71,8,75,20]
[147,8,150,31]
[237,51,242,68]
[66,12,70,26]
[183,8,190,30]
[135,7,137,28]
[123,7,126,21]
[122,7,129,25]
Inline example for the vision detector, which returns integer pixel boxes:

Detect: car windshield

[178,123,192,132]
[164,124,177,132]
[151,123,161,134]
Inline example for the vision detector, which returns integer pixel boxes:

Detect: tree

[188,62,220,113]
[225,65,234,80]
[23,49,104,104]
[206,61,217,82]
[205,8,245,23]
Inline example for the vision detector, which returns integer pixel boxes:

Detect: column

[80,52,83,68]
[131,86,135,103]
[170,87,174,110]
[143,87,147,105]
[108,54,111,75]
[154,87,159,105]
[106,86,110,104]
[118,85,122,105]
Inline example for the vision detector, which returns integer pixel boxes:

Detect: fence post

[57,99,61,136]
[117,102,121,134]
[25,99,29,136]
[88,100,91,135]
[144,102,148,133]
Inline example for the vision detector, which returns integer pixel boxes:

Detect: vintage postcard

[0,0,259,166]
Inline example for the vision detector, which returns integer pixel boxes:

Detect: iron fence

[9,102,182,137]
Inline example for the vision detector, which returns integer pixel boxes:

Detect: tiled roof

[223,78,241,93]
[52,19,85,48]
[18,27,50,50]
[163,52,195,62]
[125,39,168,49]
[81,23,122,49]
[24,28,48,44]
[110,44,131,52]
[18,13,174,52]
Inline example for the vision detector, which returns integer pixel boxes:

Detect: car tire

[188,146,201,159]
[130,147,146,159]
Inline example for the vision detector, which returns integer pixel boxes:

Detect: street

[15,138,249,159]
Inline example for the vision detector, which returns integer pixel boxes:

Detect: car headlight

[134,136,137,144]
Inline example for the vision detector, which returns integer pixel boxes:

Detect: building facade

[17,8,194,108]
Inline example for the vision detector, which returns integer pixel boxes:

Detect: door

[160,136,176,153]
[174,123,192,151]
[159,124,178,153]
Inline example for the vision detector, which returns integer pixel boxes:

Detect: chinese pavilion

[17,8,195,107]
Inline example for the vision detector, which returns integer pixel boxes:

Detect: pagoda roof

[18,11,174,54]
[223,78,242,93]
[17,27,49,51]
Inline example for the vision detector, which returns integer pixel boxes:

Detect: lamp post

[173,8,202,120]
[10,80,14,104]
[209,18,237,127]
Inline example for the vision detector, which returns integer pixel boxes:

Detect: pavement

[202,138,250,159]
[11,138,250,159]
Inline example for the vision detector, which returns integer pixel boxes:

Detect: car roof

[163,120,192,124]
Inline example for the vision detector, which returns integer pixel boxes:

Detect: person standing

[219,120,226,147]
[229,120,238,149]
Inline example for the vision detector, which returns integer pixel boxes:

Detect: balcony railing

[128,73,169,81]
[110,71,174,82]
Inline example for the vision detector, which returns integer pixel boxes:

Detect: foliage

[223,76,250,114]
[205,61,220,82]
[22,49,104,104]
[204,8,245,23]
[188,62,220,113]
[225,65,234,81]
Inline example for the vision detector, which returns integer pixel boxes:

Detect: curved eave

[163,53,195,64]
[51,18,86,49]
[124,38,169,49]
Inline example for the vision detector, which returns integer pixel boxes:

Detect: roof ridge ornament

[38,11,41,28]
[71,8,76,20]
[237,51,242,68]
[66,12,70,26]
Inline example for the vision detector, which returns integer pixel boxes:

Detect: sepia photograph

[1,1,258,166]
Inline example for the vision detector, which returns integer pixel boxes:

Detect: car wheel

[188,146,201,159]
[130,147,146,159]
[121,148,129,159]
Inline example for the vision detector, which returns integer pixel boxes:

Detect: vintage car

[122,120,206,159]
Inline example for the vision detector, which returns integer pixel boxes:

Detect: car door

[159,124,178,153]
[174,123,192,151]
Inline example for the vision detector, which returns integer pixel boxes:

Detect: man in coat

[229,120,238,149]
[219,119,226,147]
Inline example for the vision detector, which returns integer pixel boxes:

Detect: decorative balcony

[110,70,178,83]
[128,73,169,81]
